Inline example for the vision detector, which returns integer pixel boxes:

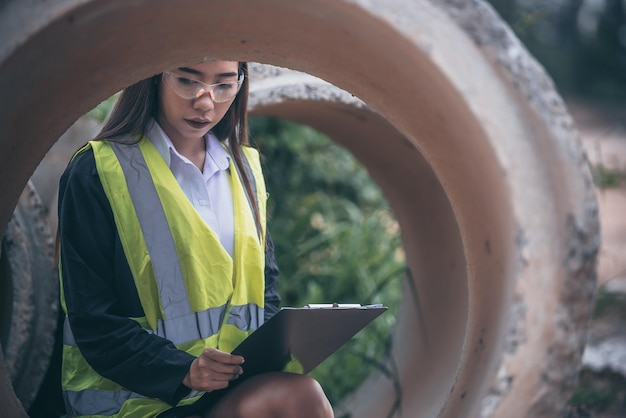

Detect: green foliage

[250,116,404,404]
[591,163,623,189]
[570,369,626,414]
[593,287,626,318]
[570,383,615,412]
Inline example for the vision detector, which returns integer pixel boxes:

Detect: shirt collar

[205,132,231,172]
[145,119,172,166]
[145,119,230,171]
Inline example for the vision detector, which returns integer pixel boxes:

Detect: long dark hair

[95,62,262,237]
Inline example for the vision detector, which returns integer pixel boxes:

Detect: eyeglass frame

[161,71,245,103]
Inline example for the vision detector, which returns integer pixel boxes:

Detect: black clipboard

[157,304,387,417]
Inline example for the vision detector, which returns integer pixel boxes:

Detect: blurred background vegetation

[488,0,626,103]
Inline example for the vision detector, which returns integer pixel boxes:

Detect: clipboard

[232,303,387,376]
[157,304,387,417]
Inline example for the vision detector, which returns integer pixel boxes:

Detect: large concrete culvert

[0,1,599,417]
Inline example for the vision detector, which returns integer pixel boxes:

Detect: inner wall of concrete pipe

[0,1,597,417]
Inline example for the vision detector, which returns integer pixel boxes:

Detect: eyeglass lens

[164,73,243,103]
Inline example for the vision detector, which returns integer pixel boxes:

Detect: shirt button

[198,199,207,206]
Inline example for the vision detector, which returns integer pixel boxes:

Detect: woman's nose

[193,90,215,111]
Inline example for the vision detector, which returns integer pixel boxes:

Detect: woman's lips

[185,119,211,129]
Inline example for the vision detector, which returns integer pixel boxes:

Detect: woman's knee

[235,373,333,417]
[270,373,333,417]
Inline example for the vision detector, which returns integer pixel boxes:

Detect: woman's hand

[183,348,245,392]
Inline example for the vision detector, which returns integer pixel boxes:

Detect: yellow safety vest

[60,136,267,417]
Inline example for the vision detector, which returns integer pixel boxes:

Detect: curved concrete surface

[0,182,57,411]
[0,0,599,417]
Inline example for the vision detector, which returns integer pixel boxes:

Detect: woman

[58,60,334,418]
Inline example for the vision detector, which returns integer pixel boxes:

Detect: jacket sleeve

[263,232,281,322]
[58,150,194,406]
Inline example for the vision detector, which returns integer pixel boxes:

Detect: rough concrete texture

[0,1,599,417]
[574,102,626,288]
[0,182,57,410]
[434,1,600,416]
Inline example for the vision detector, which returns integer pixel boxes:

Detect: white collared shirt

[146,120,235,257]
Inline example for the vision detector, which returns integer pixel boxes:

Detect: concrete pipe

[0,181,58,412]
[0,1,599,417]
[30,115,104,238]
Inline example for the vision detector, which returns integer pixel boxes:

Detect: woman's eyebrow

[216,72,239,78]
[177,67,238,78]
[178,67,202,75]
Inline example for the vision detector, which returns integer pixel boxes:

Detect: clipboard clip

[304,303,384,309]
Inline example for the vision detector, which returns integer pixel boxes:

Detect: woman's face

[157,60,240,145]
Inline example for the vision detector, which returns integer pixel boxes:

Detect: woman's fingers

[202,348,245,365]
[198,348,244,376]
[184,348,246,391]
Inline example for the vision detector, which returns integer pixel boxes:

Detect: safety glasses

[162,72,244,103]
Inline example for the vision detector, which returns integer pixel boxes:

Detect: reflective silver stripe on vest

[146,304,227,342]
[63,303,264,347]
[63,315,76,346]
[226,303,263,331]
[63,385,202,417]
[109,140,192,320]
[64,388,145,417]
